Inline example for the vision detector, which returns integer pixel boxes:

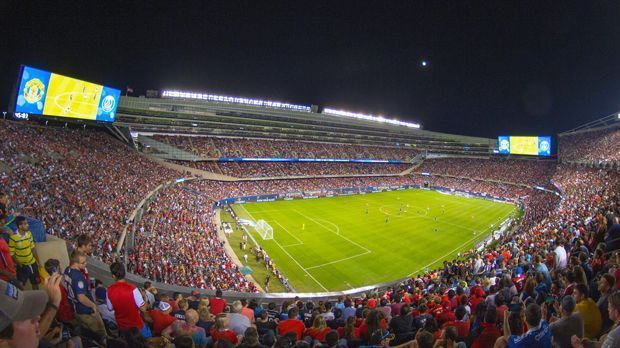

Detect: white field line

[305,250,371,270]
[237,205,328,291]
[406,208,516,277]
[272,238,329,292]
[273,220,303,245]
[293,209,371,253]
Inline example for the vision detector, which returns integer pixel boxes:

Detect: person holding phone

[543,295,583,348]
[497,303,551,347]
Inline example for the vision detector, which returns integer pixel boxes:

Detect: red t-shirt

[107,281,145,331]
[304,327,331,342]
[210,328,238,344]
[210,297,226,315]
[148,310,177,336]
[277,319,305,340]
[337,326,360,340]
[0,238,15,281]
[441,320,470,338]
[57,284,75,322]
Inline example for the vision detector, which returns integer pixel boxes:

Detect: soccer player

[9,216,39,290]
[385,216,389,224]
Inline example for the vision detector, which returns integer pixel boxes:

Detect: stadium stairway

[399,153,426,175]
[137,135,205,161]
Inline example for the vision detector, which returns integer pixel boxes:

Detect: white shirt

[554,245,568,270]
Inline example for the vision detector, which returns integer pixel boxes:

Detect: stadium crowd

[3,120,620,348]
[153,135,421,161]
[559,127,620,163]
[128,187,257,292]
[416,158,556,188]
[172,161,412,178]
[0,120,177,262]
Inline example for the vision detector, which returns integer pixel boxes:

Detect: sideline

[215,209,265,292]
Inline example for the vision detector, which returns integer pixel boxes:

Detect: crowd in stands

[0,120,177,263]
[173,161,411,178]
[3,120,620,347]
[416,158,556,188]
[153,135,420,161]
[128,187,256,292]
[559,127,620,162]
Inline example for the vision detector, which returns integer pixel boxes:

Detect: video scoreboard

[13,65,120,123]
[498,136,551,156]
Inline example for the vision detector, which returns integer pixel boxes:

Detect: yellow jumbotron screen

[509,136,538,155]
[14,65,120,123]
[497,136,552,156]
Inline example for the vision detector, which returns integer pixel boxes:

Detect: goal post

[255,219,274,240]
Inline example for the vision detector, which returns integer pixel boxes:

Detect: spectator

[63,250,107,344]
[0,277,60,348]
[278,307,305,340]
[173,299,189,321]
[596,274,616,333]
[162,309,208,348]
[502,303,551,348]
[471,305,501,348]
[573,284,602,339]
[106,261,152,338]
[42,258,74,324]
[571,291,620,348]
[238,327,268,348]
[210,289,227,315]
[228,300,251,336]
[210,313,238,345]
[241,299,255,323]
[546,295,583,348]
[9,216,39,290]
[76,234,92,285]
[148,301,176,337]
[304,316,331,343]
[0,229,16,286]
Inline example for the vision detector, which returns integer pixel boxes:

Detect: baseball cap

[0,279,48,331]
[158,301,171,311]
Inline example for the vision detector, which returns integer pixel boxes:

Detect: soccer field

[229,189,516,293]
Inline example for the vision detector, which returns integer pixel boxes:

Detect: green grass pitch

[228,189,516,293]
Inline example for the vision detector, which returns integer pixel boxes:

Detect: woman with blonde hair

[210,313,238,345]
[304,315,331,343]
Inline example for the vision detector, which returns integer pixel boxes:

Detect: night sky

[2,1,620,138]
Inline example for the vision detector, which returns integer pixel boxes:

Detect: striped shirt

[8,231,36,266]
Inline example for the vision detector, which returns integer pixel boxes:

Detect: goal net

[255,220,274,240]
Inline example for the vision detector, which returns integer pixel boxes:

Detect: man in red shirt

[106,262,152,338]
[440,306,470,338]
[148,301,177,336]
[210,289,226,315]
[0,233,16,284]
[277,307,305,340]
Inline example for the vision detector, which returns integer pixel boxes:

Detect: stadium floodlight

[617,113,620,119]
[255,219,273,240]
[161,90,311,112]
[322,108,421,129]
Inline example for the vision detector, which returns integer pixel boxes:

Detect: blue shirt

[342,307,356,321]
[64,267,94,315]
[508,320,552,348]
